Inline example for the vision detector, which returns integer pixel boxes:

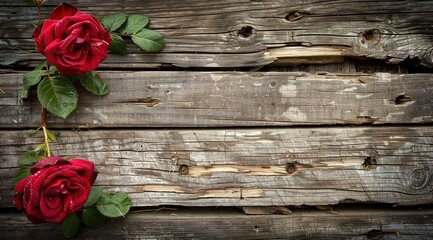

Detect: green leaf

[46,129,59,142]
[131,29,165,52]
[79,71,109,96]
[61,213,80,239]
[97,192,131,218]
[84,186,103,208]
[17,151,43,166]
[63,75,80,83]
[82,207,106,228]
[37,76,78,119]
[108,33,127,55]
[100,12,126,32]
[33,143,47,152]
[120,15,149,34]
[35,61,47,70]
[21,69,45,99]
[27,127,41,134]
[12,167,30,185]
[49,65,57,74]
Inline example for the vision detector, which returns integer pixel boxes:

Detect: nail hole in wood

[179,164,189,175]
[285,162,297,174]
[238,26,254,38]
[394,95,413,105]
[366,229,386,240]
[362,157,377,170]
[171,155,179,162]
[269,82,276,88]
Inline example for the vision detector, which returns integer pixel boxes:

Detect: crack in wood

[117,97,161,107]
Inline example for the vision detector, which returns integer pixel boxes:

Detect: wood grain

[1,0,433,68]
[1,207,433,239]
[1,127,432,207]
[1,71,433,128]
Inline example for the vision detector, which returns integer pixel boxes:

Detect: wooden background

[1,0,433,238]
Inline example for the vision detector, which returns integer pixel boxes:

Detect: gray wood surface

[1,71,433,128]
[1,127,432,207]
[1,207,433,239]
[1,0,433,238]
[1,0,433,68]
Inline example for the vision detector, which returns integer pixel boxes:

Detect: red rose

[32,3,111,76]
[13,156,98,223]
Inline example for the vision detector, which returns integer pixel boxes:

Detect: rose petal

[30,156,70,174]
[35,19,57,54]
[32,24,43,40]
[69,159,97,184]
[41,194,62,215]
[13,176,31,210]
[24,179,45,224]
[29,168,58,207]
[49,3,78,20]
[59,27,81,50]
[66,19,97,36]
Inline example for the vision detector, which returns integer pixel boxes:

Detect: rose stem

[41,107,51,157]
[41,63,52,157]
[37,1,42,25]
[116,33,132,38]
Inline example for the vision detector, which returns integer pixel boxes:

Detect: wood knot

[230,24,257,40]
[179,164,189,175]
[238,26,254,38]
[358,29,381,47]
[285,162,297,174]
[409,168,430,189]
[285,11,306,22]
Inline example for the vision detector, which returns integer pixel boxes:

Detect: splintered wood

[1,0,433,68]
[1,72,432,128]
[1,127,432,207]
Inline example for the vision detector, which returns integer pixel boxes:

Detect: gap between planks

[1,207,433,239]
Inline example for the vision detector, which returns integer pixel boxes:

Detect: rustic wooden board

[1,0,433,68]
[1,127,432,207]
[1,207,433,239]
[1,71,433,128]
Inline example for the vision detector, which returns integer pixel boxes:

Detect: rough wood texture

[1,207,433,239]
[1,127,432,207]
[1,71,433,128]
[1,0,433,68]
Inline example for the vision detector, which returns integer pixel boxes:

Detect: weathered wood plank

[1,127,432,207]
[1,207,433,239]
[1,71,433,128]
[1,0,433,68]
